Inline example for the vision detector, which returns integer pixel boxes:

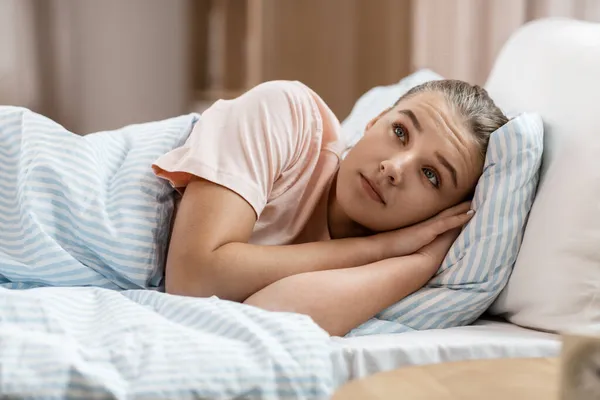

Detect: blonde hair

[395,80,508,158]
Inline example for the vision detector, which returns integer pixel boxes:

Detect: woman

[152,79,508,336]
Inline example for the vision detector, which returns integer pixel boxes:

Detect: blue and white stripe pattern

[0,106,198,290]
[0,286,335,399]
[0,107,337,398]
[349,113,544,336]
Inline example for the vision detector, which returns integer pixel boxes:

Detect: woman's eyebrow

[398,108,457,187]
[435,151,458,188]
[398,109,422,133]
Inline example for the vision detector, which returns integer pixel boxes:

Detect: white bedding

[1,286,561,399]
[331,318,561,380]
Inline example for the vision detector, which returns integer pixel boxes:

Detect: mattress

[330,318,561,382]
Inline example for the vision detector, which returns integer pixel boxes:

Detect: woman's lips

[360,174,385,205]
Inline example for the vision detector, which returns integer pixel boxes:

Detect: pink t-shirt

[152,80,345,245]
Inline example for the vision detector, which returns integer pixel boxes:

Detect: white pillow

[342,70,544,336]
[485,19,600,333]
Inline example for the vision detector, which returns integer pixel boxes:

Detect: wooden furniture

[332,357,559,400]
[192,0,413,119]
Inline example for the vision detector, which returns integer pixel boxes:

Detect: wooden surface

[333,357,559,400]
[198,0,413,120]
[251,0,412,119]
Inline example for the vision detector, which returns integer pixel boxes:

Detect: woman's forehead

[392,91,483,189]
[395,92,478,148]
[393,93,465,138]
[395,92,454,121]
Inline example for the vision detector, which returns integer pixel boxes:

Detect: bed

[331,318,560,382]
[1,17,594,400]
[0,285,560,399]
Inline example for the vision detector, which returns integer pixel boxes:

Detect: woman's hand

[244,205,474,336]
[416,226,464,275]
[373,201,473,260]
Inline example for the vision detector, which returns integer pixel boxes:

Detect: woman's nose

[379,156,409,185]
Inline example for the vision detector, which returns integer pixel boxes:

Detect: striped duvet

[0,106,196,290]
[0,107,337,399]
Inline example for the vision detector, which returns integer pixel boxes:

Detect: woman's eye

[393,123,407,143]
[423,168,440,188]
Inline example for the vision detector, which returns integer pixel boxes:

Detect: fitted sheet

[331,318,561,382]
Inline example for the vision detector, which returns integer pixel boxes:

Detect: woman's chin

[347,211,399,234]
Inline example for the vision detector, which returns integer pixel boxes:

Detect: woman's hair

[395,80,508,159]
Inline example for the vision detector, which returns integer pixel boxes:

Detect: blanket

[0,286,336,399]
[0,107,339,398]
[0,106,197,290]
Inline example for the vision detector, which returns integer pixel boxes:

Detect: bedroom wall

[413,0,600,84]
[0,0,412,131]
[0,0,40,109]
[38,0,192,134]
[3,0,598,132]
[1,0,192,134]
[193,0,413,121]
[242,0,413,120]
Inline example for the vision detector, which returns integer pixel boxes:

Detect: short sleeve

[152,80,322,217]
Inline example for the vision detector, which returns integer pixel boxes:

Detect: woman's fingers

[447,201,472,216]
[434,209,474,234]
[432,201,472,221]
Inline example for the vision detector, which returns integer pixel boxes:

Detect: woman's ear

[365,107,391,132]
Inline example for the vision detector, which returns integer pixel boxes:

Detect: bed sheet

[331,318,561,381]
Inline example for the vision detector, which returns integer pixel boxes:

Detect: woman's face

[337,91,484,232]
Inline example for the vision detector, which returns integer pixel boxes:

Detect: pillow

[485,19,600,333]
[342,70,544,336]
[0,106,198,290]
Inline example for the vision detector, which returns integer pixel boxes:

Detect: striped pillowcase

[348,113,544,336]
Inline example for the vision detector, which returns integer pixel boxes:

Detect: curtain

[0,0,40,109]
[0,0,192,134]
[412,0,600,84]
[3,0,600,130]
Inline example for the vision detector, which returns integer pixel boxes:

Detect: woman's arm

[243,255,431,337]
[243,228,461,337]
[166,178,471,303]
[165,178,383,302]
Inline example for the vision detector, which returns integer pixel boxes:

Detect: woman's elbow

[164,254,218,298]
[165,272,212,298]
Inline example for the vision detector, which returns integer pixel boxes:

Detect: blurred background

[1,0,599,134]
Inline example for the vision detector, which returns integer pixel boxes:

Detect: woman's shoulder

[258,80,346,157]
[296,81,347,158]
